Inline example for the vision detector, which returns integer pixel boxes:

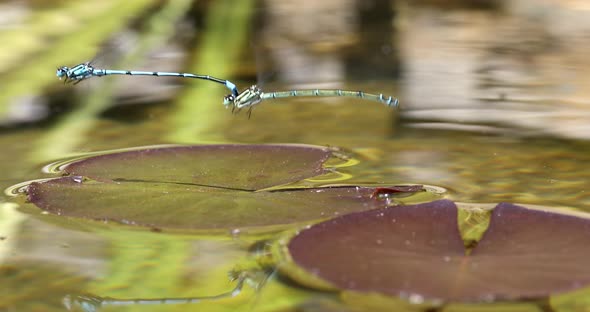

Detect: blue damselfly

[56,61,239,96]
[223,84,399,115]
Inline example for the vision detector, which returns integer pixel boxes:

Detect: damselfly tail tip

[225,81,239,97]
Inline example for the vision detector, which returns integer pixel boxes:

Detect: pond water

[1,1,590,311]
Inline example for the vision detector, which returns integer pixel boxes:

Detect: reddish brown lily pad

[287,200,590,302]
[61,144,332,191]
[24,144,426,231]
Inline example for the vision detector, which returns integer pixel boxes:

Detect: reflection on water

[400,3,590,140]
[1,0,590,311]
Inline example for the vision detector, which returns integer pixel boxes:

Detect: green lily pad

[286,200,590,302]
[27,177,394,230]
[25,144,425,231]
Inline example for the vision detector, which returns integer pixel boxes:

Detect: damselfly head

[223,94,235,108]
[56,66,69,79]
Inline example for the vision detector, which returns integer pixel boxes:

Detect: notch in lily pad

[285,200,590,303]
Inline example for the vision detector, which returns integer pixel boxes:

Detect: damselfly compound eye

[224,95,235,107]
[56,67,68,78]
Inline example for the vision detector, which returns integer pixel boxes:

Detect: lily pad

[287,200,590,302]
[59,144,333,191]
[25,144,425,231]
[27,177,393,230]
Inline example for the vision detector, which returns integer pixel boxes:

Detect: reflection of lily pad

[287,200,590,302]
[25,144,425,231]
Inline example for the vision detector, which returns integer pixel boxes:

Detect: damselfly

[223,85,399,115]
[56,61,239,96]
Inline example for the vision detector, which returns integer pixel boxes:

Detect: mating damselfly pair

[57,61,399,114]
